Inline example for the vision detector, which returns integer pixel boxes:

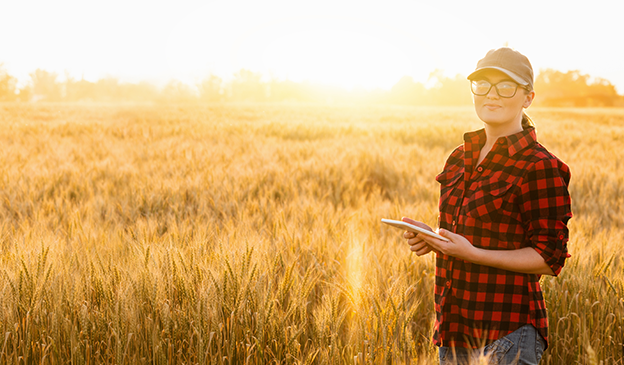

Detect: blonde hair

[522,112,534,129]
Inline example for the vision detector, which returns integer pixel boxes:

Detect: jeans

[438,325,545,365]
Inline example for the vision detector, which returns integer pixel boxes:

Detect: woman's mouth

[484,104,501,111]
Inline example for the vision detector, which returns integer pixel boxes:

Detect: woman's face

[472,69,535,127]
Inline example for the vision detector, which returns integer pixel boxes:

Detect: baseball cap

[467,48,534,90]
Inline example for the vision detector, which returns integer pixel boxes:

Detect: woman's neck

[484,117,523,144]
[478,118,523,166]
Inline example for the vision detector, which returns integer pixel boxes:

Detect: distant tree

[120,81,159,102]
[389,76,426,105]
[535,69,619,107]
[16,85,32,102]
[265,78,308,102]
[198,75,223,102]
[160,80,197,103]
[64,72,97,101]
[426,70,472,106]
[58,73,160,102]
[0,64,18,101]
[585,77,619,107]
[30,69,62,101]
[387,71,472,106]
[230,69,266,102]
[92,77,122,101]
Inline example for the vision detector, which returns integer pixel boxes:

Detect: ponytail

[521,111,534,129]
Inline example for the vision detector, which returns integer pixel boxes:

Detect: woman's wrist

[466,246,484,265]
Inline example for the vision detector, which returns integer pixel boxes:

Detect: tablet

[381,218,449,242]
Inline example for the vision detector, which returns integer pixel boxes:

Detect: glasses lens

[496,82,518,97]
[472,81,491,95]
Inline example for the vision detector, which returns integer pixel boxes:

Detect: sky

[1,0,623,93]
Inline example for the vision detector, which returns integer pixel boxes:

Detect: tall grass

[0,103,622,364]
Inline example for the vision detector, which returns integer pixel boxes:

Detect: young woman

[402,48,572,364]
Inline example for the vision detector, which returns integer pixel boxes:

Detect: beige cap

[467,47,534,90]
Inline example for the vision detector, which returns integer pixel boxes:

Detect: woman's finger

[407,236,425,246]
[415,246,432,256]
[401,217,432,232]
[410,241,428,252]
[403,231,415,239]
[420,235,447,252]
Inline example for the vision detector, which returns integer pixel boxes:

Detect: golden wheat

[0,102,622,364]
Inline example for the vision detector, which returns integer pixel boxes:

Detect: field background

[0,103,622,364]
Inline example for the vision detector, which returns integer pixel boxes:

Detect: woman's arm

[419,229,555,276]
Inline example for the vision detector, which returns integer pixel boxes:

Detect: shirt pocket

[465,179,516,223]
[436,169,463,214]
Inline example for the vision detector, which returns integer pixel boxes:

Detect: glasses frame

[470,80,528,98]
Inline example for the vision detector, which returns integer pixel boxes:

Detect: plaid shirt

[433,127,572,349]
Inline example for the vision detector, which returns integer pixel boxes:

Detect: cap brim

[467,67,529,86]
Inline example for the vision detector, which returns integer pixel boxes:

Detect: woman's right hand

[401,217,435,256]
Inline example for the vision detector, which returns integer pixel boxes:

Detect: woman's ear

[523,90,535,108]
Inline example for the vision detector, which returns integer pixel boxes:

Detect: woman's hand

[420,229,477,262]
[401,217,435,256]
[424,230,555,275]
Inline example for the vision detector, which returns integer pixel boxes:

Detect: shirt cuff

[532,230,569,276]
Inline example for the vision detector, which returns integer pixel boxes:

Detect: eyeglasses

[470,80,527,98]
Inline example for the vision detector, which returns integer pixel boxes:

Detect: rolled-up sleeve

[518,159,573,276]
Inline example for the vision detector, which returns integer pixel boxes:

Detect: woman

[402,48,572,364]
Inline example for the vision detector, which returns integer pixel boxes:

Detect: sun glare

[164,10,441,90]
[346,235,364,306]
[261,28,412,90]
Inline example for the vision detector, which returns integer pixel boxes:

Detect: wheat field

[0,102,622,364]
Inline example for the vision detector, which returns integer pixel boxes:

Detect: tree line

[0,64,622,107]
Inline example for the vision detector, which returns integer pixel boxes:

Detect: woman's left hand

[420,229,477,262]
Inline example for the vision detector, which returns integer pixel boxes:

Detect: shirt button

[477,166,484,172]
[452,220,456,226]
[446,281,451,288]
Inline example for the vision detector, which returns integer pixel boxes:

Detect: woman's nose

[486,85,500,99]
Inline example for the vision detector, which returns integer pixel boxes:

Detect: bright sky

[1,0,623,92]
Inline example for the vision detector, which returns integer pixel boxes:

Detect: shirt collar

[463,127,537,157]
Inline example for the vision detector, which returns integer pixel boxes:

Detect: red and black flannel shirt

[433,127,572,349]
